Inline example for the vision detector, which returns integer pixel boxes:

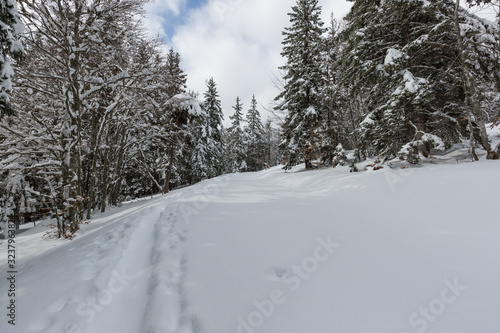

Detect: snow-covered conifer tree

[227,97,247,172]
[319,16,349,166]
[263,118,282,167]
[190,107,212,182]
[275,0,326,170]
[337,0,497,162]
[160,48,189,193]
[452,0,495,159]
[201,77,225,177]
[244,94,266,171]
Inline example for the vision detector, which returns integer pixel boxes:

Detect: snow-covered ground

[1,126,499,333]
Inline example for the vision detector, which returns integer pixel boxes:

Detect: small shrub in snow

[331,144,348,167]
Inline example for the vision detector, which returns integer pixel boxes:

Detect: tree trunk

[86,102,103,220]
[110,126,128,205]
[100,145,109,214]
[163,143,176,194]
[304,158,313,170]
[454,0,491,158]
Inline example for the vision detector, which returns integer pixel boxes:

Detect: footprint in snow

[264,267,291,281]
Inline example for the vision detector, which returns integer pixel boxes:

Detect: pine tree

[227,97,247,172]
[164,48,187,98]
[452,0,494,159]
[161,48,188,193]
[0,0,23,117]
[199,78,225,178]
[190,107,212,183]
[319,16,348,166]
[244,94,266,171]
[492,2,500,127]
[263,118,282,167]
[336,0,494,162]
[275,0,326,170]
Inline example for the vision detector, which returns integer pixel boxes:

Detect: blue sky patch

[160,0,208,38]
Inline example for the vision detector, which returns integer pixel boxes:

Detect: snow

[392,70,427,97]
[399,132,446,157]
[384,48,403,66]
[305,106,316,116]
[1,133,500,333]
[420,133,445,151]
[360,111,375,126]
[403,70,422,94]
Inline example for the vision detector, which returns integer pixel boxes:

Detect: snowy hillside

[1,129,500,333]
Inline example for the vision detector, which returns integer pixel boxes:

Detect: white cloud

[147,0,186,16]
[146,0,353,125]
[142,13,166,38]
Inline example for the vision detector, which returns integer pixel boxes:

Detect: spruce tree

[320,16,348,166]
[244,94,266,171]
[190,107,211,183]
[161,48,188,193]
[452,0,494,159]
[227,97,247,172]
[201,78,225,177]
[263,118,282,167]
[275,0,326,170]
[164,48,187,98]
[337,0,493,162]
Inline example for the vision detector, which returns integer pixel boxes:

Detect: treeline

[225,95,281,173]
[276,0,500,170]
[0,0,279,237]
[2,0,500,237]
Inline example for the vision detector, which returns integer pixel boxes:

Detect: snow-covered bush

[398,133,446,164]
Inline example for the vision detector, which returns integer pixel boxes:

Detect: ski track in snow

[0,189,200,333]
[26,206,163,333]
[83,205,161,333]
[141,202,199,333]
[79,201,197,333]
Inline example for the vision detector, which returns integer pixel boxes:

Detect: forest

[1,0,499,238]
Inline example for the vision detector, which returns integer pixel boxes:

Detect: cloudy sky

[143,0,353,124]
[143,0,498,124]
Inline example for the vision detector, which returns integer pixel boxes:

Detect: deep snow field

[1,125,499,333]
